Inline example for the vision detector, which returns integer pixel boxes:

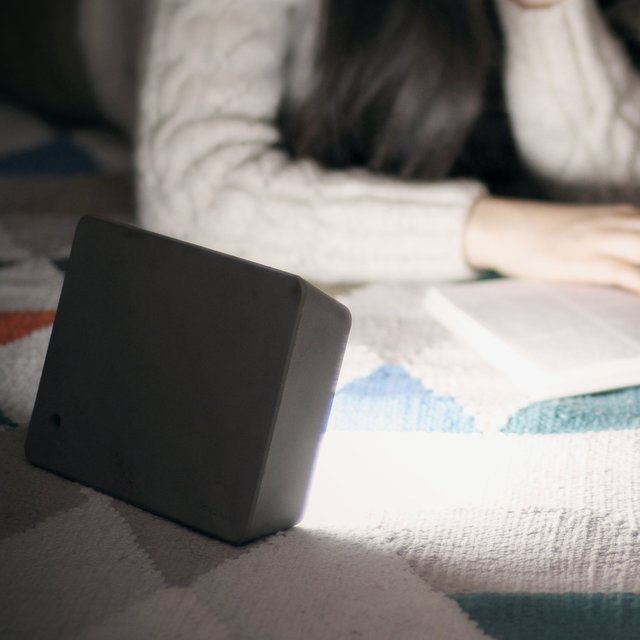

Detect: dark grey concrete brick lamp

[26,216,351,544]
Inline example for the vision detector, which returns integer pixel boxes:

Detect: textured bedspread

[2,105,640,639]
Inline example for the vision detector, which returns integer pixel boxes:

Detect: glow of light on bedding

[301,432,558,529]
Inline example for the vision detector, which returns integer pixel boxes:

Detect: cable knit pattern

[496,0,640,202]
[137,0,484,283]
[137,0,640,283]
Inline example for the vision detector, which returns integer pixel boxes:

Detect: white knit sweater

[136,0,640,283]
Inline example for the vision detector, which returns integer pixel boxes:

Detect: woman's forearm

[137,0,486,283]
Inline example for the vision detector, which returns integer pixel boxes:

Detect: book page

[431,280,640,372]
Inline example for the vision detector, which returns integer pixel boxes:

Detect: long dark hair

[278,0,496,181]
[279,0,640,189]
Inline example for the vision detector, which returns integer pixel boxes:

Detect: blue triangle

[328,365,476,433]
[0,134,100,175]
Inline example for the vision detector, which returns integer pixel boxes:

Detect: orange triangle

[0,310,56,346]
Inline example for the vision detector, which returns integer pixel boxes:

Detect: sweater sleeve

[136,0,485,284]
[496,0,640,203]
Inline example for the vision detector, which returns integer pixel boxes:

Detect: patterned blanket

[2,104,640,639]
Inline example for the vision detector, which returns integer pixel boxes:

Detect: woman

[136,0,640,289]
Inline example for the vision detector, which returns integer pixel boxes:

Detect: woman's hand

[465,197,640,293]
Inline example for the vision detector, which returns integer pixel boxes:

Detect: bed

[2,100,640,640]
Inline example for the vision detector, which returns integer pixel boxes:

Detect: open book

[425,278,640,401]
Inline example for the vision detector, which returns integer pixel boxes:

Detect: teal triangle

[503,386,640,434]
[0,408,18,428]
[453,592,640,640]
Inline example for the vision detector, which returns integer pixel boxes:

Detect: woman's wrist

[464,196,508,272]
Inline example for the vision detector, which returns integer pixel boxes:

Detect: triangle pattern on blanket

[0,310,55,347]
[0,134,99,175]
[0,408,18,428]
[329,364,476,432]
[503,386,640,434]
[453,592,640,640]
[109,498,254,588]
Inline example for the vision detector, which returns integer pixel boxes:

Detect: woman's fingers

[595,229,640,265]
[587,257,640,294]
[464,196,640,294]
